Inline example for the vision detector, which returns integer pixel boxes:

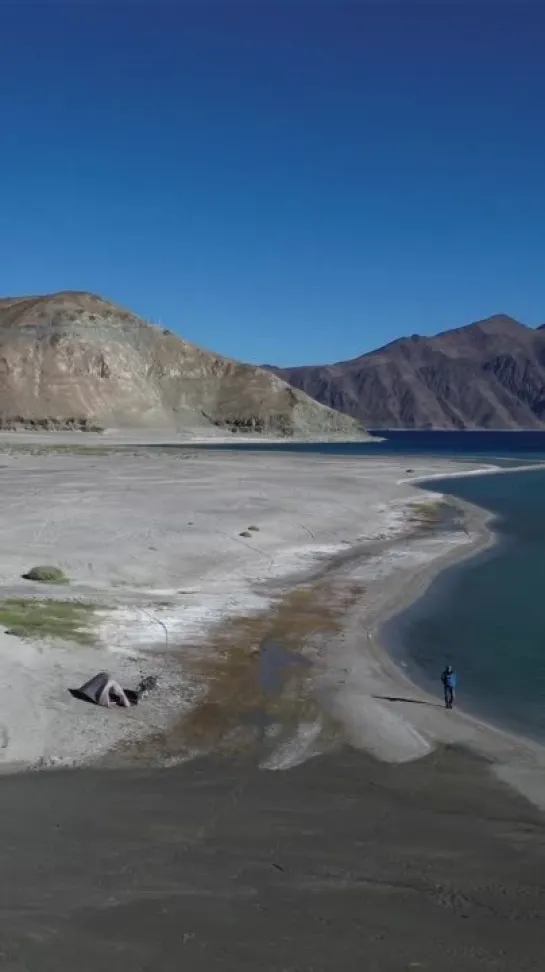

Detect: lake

[389,466,545,741]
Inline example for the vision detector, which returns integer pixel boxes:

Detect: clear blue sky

[1,2,544,366]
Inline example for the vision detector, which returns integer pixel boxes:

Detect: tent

[76,671,131,708]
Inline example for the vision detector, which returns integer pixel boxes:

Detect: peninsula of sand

[0,433,543,810]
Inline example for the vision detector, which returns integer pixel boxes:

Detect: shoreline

[379,459,545,741]
[0,429,377,449]
[370,495,497,709]
[115,466,543,789]
[402,459,545,483]
[113,473,505,772]
[347,488,545,811]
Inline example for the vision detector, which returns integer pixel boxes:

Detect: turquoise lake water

[388,467,545,741]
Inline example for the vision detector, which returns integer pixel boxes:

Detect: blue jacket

[441,669,456,689]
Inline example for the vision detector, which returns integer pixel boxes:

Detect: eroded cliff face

[0,292,366,437]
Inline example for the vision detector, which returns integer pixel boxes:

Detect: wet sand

[2,746,545,971]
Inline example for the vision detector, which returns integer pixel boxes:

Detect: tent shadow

[68,688,139,706]
[68,688,95,705]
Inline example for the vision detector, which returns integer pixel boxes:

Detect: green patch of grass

[408,500,445,530]
[0,598,97,644]
[22,565,69,584]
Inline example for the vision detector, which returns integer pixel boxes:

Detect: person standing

[441,665,456,709]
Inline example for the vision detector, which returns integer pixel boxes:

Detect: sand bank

[317,478,545,813]
[0,427,375,448]
[0,439,544,815]
[0,443,483,772]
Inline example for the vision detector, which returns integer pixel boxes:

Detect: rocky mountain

[0,292,366,437]
[266,314,545,429]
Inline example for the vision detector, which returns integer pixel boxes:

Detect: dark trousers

[444,686,454,709]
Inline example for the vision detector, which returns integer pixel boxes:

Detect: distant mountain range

[265,314,545,429]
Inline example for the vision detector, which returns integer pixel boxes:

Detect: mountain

[0,292,366,438]
[265,314,545,429]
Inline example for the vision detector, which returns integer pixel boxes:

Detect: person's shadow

[372,694,443,708]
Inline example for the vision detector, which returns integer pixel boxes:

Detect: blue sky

[1,2,544,365]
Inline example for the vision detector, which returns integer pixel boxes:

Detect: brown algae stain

[121,580,364,766]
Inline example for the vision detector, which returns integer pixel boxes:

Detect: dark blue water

[173,429,545,461]
[389,467,545,741]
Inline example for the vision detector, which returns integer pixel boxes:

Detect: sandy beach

[0,438,544,969]
[0,438,489,770]
[0,437,542,798]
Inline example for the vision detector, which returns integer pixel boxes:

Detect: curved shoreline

[371,495,498,702]
[105,459,545,798]
[378,459,545,741]
[379,493,500,690]
[354,487,545,811]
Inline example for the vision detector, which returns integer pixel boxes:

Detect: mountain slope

[0,291,366,437]
[266,315,545,429]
